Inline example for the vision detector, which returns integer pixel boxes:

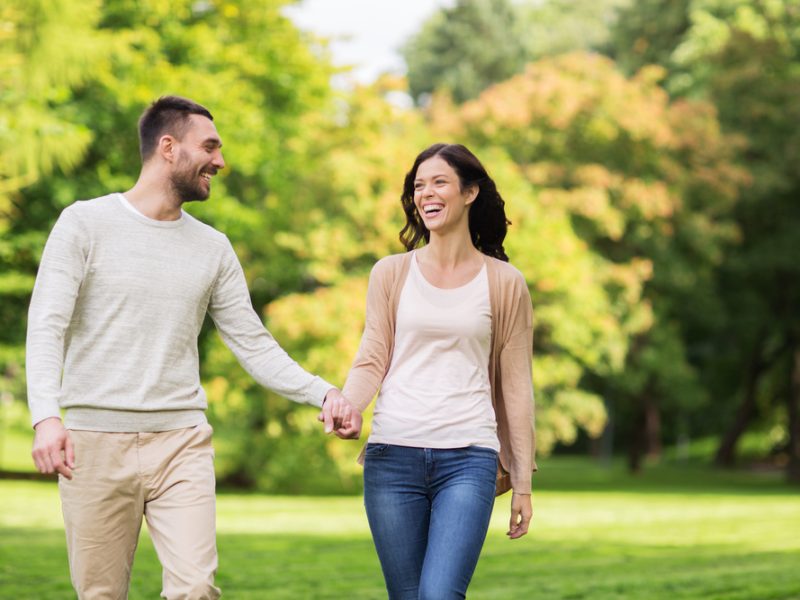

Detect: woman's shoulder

[370,252,412,280]
[485,256,527,287]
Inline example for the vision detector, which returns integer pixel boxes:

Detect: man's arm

[26,207,87,478]
[208,239,343,409]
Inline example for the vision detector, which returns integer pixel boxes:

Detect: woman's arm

[342,258,397,413]
[499,275,536,491]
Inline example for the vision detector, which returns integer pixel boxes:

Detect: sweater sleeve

[208,239,334,408]
[499,274,537,493]
[26,207,87,426]
[342,258,395,412]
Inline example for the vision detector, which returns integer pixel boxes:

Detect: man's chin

[182,195,209,204]
[177,188,211,203]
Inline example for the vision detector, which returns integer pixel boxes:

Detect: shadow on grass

[533,457,795,496]
[2,527,798,600]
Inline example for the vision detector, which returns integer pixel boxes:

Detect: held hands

[507,492,532,539]
[32,417,75,479]
[318,388,362,439]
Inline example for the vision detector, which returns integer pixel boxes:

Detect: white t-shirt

[369,252,499,451]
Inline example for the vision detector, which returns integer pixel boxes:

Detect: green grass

[1,458,799,599]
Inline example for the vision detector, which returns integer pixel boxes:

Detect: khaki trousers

[59,423,220,600]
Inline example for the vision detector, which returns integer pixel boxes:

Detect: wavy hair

[399,143,510,261]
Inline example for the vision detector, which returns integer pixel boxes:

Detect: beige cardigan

[343,251,537,494]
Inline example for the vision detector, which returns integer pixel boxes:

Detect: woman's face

[413,156,477,235]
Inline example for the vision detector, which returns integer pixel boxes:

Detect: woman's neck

[419,228,483,271]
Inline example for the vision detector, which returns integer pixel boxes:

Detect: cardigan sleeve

[498,274,537,493]
[342,258,396,412]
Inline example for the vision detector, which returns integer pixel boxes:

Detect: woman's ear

[465,185,479,206]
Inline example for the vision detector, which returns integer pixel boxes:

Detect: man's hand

[507,492,532,539]
[32,417,74,479]
[318,389,361,439]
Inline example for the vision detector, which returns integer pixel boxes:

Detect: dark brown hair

[138,96,213,162]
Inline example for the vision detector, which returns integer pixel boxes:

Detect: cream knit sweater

[27,194,332,432]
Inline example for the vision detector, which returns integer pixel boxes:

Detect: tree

[444,53,744,469]
[521,0,633,59]
[2,0,353,490]
[0,0,114,430]
[402,0,529,104]
[609,0,800,481]
[403,0,633,106]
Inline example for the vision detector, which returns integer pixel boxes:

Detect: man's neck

[123,178,183,221]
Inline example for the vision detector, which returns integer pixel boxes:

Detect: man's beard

[170,156,209,203]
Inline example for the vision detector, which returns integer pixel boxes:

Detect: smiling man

[25,96,356,600]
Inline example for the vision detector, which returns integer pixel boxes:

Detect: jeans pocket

[364,443,390,457]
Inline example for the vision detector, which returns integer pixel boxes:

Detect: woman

[343,143,536,599]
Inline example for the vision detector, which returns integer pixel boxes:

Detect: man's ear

[158,134,176,162]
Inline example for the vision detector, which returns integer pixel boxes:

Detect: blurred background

[2,0,797,493]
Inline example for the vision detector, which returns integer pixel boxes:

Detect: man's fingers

[65,434,75,469]
[51,450,73,479]
[31,449,46,474]
[39,450,54,475]
[323,404,334,433]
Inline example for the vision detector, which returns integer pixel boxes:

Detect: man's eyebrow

[203,138,222,148]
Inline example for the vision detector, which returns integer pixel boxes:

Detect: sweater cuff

[29,402,62,428]
[309,377,337,409]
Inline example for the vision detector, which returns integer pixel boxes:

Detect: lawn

[1,457,798,599]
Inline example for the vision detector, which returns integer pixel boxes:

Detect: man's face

[169,114,225,203]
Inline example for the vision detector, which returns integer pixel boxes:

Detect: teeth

[201,173,212,181]
[423,205,443,214]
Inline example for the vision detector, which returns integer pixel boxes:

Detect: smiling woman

[341,143,536,599]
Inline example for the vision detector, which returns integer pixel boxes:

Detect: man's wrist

[33,416,62,430]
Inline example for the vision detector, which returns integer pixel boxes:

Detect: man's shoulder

[181,211,230,247]
[63,194,120,217]
[56,194,123,231]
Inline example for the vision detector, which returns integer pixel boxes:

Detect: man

[26,96,357,599]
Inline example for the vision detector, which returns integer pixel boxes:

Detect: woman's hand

[507,492,532,539]
[318,389,362,439]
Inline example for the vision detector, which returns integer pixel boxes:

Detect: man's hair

[138,96,214,162]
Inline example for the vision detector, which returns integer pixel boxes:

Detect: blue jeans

[363,444,498,600]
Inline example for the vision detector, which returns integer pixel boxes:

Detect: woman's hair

[399,143,510,262]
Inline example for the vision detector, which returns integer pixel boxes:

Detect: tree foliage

[402,0,529,104]
[1,0,794,489]
[609,0,800,479]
